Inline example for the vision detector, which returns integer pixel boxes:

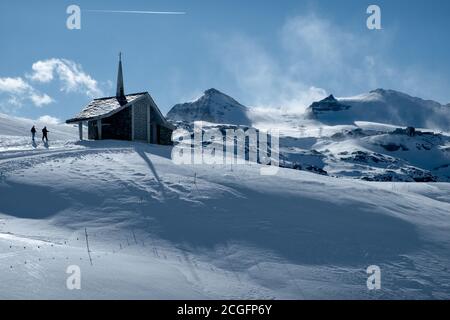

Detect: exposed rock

[380,143,409,152]
[361,167,437,182]
[392,127,416,137]
[307,95,351,118]
[331,128,370,140]
[341,151,396,164]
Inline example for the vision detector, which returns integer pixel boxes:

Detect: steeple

[116,52,125,99]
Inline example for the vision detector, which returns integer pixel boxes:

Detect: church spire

[116,52,125,99]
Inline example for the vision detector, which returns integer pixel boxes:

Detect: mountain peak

[323,94,337,102]
[307,94,350,116]
[204,88,223,96]
[167,89,251,126]
[370,88,387,94]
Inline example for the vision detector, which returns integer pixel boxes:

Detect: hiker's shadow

[43,141,49,149]
[32,140,37,148]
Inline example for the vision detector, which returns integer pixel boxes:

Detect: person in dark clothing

[31,126,36,141]
[42,127,49,142]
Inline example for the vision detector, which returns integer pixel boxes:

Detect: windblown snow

[1,88,450,299]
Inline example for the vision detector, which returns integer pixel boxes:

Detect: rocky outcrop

[307,95,351,118]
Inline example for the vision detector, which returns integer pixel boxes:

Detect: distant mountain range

[166,88,450,182]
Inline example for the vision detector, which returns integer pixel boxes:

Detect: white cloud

[212,13,450,111]
[0,76,52,109]
[281,14,450,103]
[28,58,103,97]
[213,35,327,112]
[7,95,23,107]
[0,77,32,94]
[37,115,60,125]
[31,93,54,107]
[1,58,102,112]
[29,60,55,83]
[279,14,386,95]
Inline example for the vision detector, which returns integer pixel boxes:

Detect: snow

[354,121,400,133]
[0,113,78,140]
[66,93,145,123]
[239,104,450,182]
[2,85,450,302]
[167,89,251,126]
[0,113,84,157]
[308,89,450,131]
[1,110,450,299]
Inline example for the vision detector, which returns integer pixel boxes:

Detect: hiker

[31,126,36,141]
[42,126,49,142]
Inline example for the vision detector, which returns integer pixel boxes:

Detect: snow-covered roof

[66,93,146,123]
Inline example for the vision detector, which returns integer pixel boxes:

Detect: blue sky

[1,0,450,122]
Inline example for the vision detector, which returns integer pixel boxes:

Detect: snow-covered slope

[1,139,450,299]
[306,89,450,130]
[0,113,79,154]
[167,89,251,126]
[173,117,450,182]
[0,113,77,140]
[307,126,450,182]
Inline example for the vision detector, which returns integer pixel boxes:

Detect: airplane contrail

[86,10,186,15]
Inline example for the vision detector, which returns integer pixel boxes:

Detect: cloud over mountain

[211,13,450,113]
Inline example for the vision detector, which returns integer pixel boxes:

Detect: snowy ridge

[306,89,450,130]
